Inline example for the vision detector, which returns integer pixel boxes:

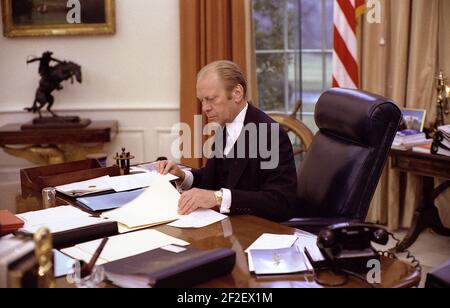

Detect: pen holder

[113,148,134,175]
[67,261,105,288]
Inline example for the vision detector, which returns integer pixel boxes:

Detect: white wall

[0,0,180,213]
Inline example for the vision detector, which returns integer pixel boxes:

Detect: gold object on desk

[34,228,56,288]
[3,143,106,165]
[0,121,118,165]
[3,145,64,165]
[435,71,449,129]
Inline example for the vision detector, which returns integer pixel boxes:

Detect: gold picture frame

[1,0,115,38]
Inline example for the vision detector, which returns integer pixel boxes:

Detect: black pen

[81,237,109,278]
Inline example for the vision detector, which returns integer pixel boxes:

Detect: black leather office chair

[284,88,402,233]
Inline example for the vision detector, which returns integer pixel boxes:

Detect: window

[253,0,333,131]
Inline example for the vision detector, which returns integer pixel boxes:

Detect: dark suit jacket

[191,104,298,222]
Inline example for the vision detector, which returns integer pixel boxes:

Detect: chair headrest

[315,88,401,146]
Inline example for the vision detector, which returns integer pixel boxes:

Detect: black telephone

[313,222,389,273]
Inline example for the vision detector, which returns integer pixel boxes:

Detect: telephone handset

[315,222,389,273]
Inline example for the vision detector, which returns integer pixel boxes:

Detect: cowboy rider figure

[27,51,63,89]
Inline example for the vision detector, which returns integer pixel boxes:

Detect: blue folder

[76,188,146,212]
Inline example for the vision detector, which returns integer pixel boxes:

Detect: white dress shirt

[178,103,249,213]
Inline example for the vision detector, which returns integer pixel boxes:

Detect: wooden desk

[0,121,118,165]
[390,149,450,251]
[55,215,420,288]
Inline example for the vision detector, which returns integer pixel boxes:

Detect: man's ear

[233,84,244,103]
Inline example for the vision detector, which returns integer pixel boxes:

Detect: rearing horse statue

[25,51,82,118]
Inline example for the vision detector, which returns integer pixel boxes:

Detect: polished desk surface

[0,120,118,145]
[390,149,450,178]
[55,214,420,288]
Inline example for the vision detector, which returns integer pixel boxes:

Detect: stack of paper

[17,206,111,234]
[392,129,432,151]
[55,172,178,197]
[168,209,228,229]
[101,181,181,231]
[136,162,192,173]
[77,189,146,212]
[433,125,450,157]
[56,176,113,197]
[61,229,189,265]
[107,172,178,192]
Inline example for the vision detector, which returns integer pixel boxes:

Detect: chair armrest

[282,217,361,234]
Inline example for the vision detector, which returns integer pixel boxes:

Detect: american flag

[332,0,366,89]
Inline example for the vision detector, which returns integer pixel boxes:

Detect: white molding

[121,128,146,159]
[0,169,22,184]
[0,103,180,114]
[155,127,174,134]
[154,127,179,161]
[118,127,146,133]
[106,128,146,163]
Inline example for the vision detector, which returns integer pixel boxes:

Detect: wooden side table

[390,149,450,251]
[0,121,118,165]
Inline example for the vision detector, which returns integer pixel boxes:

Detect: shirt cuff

[177,170,194,191]
[220,188,232,214]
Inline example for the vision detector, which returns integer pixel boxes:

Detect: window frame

[254,0,332,118]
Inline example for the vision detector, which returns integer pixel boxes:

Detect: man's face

[197,72,236,127]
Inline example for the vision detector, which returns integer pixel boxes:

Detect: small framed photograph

[400,108,427,132]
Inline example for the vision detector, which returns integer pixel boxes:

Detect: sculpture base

[21,117,91,130]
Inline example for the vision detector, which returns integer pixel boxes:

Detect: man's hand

[155,160,185,182]
[178,188,217,215]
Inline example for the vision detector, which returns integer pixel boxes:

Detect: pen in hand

[80,237,109,278]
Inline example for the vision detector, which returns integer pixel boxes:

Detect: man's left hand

[178,188,217,215]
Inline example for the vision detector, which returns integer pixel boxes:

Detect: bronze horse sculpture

[25,52,82,118]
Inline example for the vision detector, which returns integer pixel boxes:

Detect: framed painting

[1,0,115,37]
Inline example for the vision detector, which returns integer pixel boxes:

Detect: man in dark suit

[157,60,297,222]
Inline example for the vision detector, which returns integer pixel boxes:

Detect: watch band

[215,190,223,206]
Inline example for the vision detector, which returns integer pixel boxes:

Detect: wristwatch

[214,190,223,206]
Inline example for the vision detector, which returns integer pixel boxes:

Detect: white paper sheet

[17,206,110,234]
[61,246,108,265]
[55,176,113,197]
[168,209,228,228]
[438,124,450,135]
[117,221,175,234]
[107,172,178,192]
[245,233,299,272]
[53,250,76,278]
[101,181,181,228]
[245,234,299,253]
[61,229,189,265]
